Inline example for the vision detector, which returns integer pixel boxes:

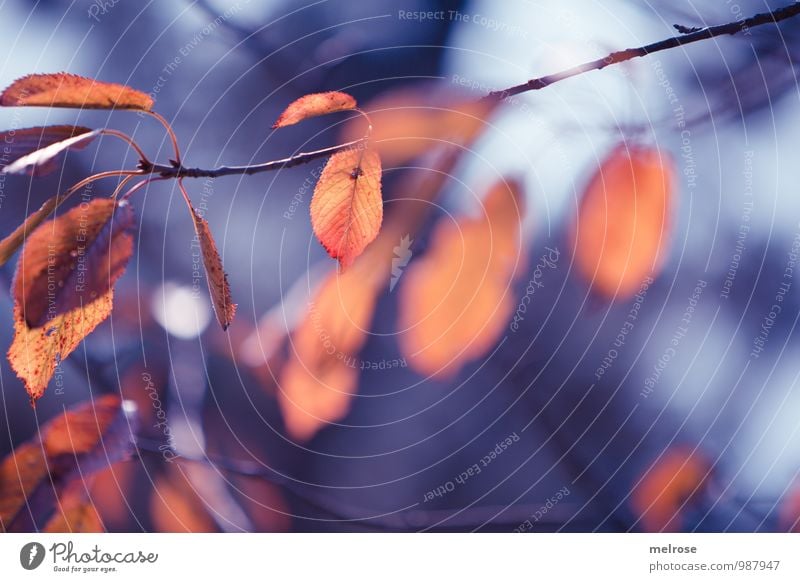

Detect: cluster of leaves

[0,73,386,405]
[0,72,671,437]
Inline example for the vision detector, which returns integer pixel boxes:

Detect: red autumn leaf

[572,144,674,299]
[9,292,115,402]
[631,447,710,532]
[273,91,357,128]
[1,73,153,111]
[190,208,236,330]
[0,126,97,176]
[14,198,134,328]
[310,146,383,268]
[0,395,134,532]
[398,179,526,377]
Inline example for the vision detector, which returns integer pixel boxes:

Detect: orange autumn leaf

[150,466,217,532]
[9,292,115,402]
[340,87,495,166]
[43,481,104,533]
[572,144,674,299]
[278,263,381,441]
[1,73,153,110]
[232,475,291,532]
[0,395,133,531]
[399,179,526,378]
[0,442,48,531]
[273,91,357,128]
[310,146,382,268]
[0,194,61,267]
[278,357,358,442]
[89,462,136,530]
[0,125,97,176]
[631,447,710,532]
[14,198,134,328]
[190,208,236,330]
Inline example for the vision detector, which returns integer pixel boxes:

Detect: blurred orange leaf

[631,447,709,532]
[1,73,153,111]
[779,481,800,532]
[150,466,217,532]
[0,395,133,531]
[278,263,381,441]
[43,481,104,533]
[340,87,494,166]
[572,144,674,299]
[273,91,357,128]
[399,179,526,377]
[310,146,382,268]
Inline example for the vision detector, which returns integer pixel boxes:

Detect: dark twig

[142,138,366,179]
[486,3,800,101]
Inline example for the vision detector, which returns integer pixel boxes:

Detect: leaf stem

[145,110,182,165]
[99,129,150,164]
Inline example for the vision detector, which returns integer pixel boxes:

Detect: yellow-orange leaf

[278,357,358,442]
[631,447,709,532]
[572,145,674,299]
[273,91,357,128]
[191,209,236,330]
[399,179,526,377]
[1,73,153,110]
[278,263,381,441]
[310,147,382,268]
[8,292,115,402]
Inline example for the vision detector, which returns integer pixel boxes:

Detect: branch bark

[486,2,800,100]
[143,138,367,179]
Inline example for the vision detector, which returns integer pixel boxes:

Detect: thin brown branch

[486,2,800,101]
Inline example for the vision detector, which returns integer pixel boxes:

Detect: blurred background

[1,0,800,532]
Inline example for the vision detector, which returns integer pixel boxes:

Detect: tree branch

[143,138,366,179]
[144,3,800,180]
[486,2,800,101]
